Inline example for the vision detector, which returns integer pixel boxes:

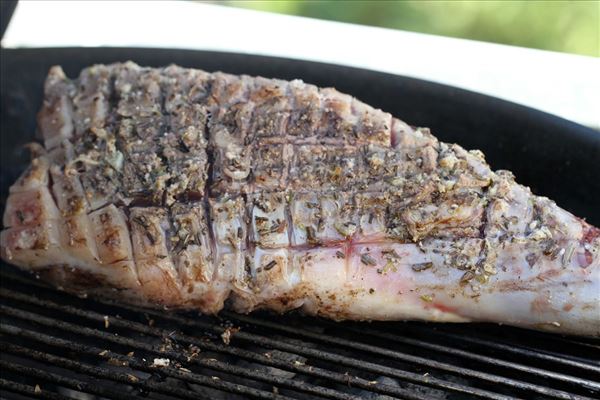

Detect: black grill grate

[1,266,599,400]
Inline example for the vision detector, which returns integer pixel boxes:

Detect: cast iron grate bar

[2,323,372,400]
[390,325,600,370]
[127,304,593,400]
[0,341,287,400]
[311,318,600,385]
[0,291,454,400]
[0,286,513,400]
[215,311,599,397]
[0,273,508,398]
[0,287,431,400]
[0,325,289,400]
[0,304,357,400]
[0,321,431,400]
[35,288,600,400]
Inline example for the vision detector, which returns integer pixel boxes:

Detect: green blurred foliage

[220,0,599,57]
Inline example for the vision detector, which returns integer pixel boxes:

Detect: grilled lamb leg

[2,62,598,336]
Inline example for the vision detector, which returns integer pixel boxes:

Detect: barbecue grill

[1,32,599,400]
[2,265,600,400]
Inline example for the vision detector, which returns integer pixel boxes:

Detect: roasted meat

[2,62,598,336]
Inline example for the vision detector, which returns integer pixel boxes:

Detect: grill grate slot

[1,341,283,400]
[0,286,509,400]
[395,326,600,370]
[1,359,134,400]
[0,379,72,400]
[220,311,600,392]
[1,267,599,400]
[0,305,343,400]
[301,318,600,388]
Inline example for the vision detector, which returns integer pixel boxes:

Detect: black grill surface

[1,48,600,400]
[1,267,599,400]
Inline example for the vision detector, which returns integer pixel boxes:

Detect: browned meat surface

[1,62,598,336]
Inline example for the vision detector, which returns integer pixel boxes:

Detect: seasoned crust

[1,62,598,336]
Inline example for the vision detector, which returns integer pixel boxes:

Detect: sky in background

[220,0,599,57]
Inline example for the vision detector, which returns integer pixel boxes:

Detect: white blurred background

[3,0,599,129]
